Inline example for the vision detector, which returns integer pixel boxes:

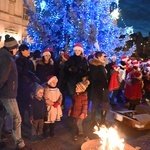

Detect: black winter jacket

[0,47,18,99]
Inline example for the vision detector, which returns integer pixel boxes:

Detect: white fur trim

[42,51,51,56]
[73,46,83,52]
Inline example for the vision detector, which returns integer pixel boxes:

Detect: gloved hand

[79,113,85,119]
[53,102,60,108]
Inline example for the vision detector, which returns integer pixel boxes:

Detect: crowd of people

[0,35,150,149]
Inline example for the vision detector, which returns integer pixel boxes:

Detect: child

[68,79,90,141]
[29,82,47,141]
[43,76,63,137]
[128,71,144,110]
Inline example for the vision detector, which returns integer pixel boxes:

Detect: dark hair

[94,51,106,58]
[19,44,29,52]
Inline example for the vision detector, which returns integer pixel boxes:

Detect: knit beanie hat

[76,79,90,92]
[32,82,43,95]
[47,75,58,85]
[73,43,83,52]
[42,49,51,56]
[4,34,18,50]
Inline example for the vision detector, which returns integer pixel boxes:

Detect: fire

[93,125,125,150]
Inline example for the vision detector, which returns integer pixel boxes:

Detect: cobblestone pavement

[1,98,150,150]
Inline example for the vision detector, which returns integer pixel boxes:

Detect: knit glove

[53,102,60,108]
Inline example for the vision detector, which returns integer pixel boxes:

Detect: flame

[93,125,125,150]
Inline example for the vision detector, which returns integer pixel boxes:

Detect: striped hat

[4,34,18,50]
[76,79,90,92]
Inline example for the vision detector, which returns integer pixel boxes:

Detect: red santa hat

[132,61,139,67]
[133,71,142,80]
[47,75,58,85]
[121,56,128,62]
[42,49,51,56]
[73,43,84,52]
[63,53,70,60]
[127,58,132,64]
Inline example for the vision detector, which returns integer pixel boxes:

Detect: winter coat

[109,70,120,91]
[16,55,36,106]
[88,57,109,101]
[35,58,55,84]
[125,78,143,100]
[44,86,63,123]
[64,55,89,83]
[29,97,47,120]
[70,92,88,118]
[0,47,18,99]
[64,54,89,95]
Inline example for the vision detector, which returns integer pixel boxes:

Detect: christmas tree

[24,0,136,57]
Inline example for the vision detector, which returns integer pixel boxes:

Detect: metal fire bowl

[81,139,136,150]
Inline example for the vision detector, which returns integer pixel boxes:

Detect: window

[23,5,28,20]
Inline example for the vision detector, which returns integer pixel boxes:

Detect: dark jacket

[0,47,18,99]
[29,97,47,120]
[64,55,89,83]
[35,58,55,84]
[88,57,109,101]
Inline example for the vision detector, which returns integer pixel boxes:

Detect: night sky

[117,0,150,37]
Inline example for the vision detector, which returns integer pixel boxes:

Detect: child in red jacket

[68,79,90,141]
[128,71,144,110]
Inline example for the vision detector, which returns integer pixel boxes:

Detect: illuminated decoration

[23,0,135,58]
[40,0,46,11]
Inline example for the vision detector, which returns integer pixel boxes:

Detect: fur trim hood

[36,58,54,66]
[89,56,104,66]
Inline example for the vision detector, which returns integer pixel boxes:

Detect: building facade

[0,0,32,47]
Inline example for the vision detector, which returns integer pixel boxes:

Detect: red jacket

[128,78,143,100]
[109,71,120,91]
[70,92,88,118]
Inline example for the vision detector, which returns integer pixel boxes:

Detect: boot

[100,111,107,124]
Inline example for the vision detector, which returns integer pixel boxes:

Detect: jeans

[73,118,83,135]
[0,98,25,148]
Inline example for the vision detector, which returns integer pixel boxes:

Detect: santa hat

[112,65,120,71]
[127,58,131,64]
[42,49,51,56]
[76,79,90,92]
[132,61,139,67]
[133,71,142,80]
[47,76,58,85]
[121,56,128,62]
[73,43,84,52]
[64,53,70,60]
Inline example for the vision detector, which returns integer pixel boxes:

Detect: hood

[89,56,104,66]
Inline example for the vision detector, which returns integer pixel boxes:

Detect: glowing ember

[93,125,125,150]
